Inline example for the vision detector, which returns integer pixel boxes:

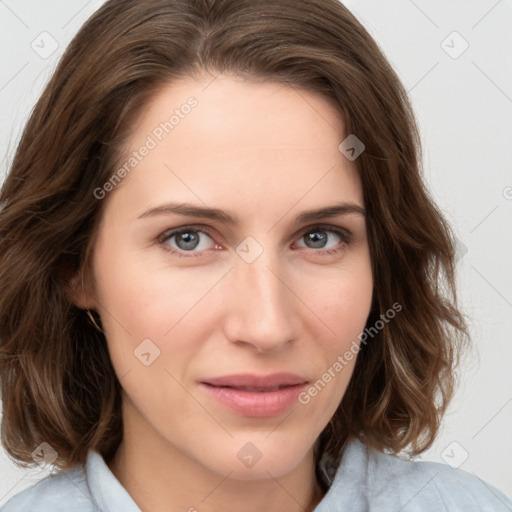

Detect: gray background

[1,0,511,506]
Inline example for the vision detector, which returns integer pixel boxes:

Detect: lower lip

[200,383,307,417]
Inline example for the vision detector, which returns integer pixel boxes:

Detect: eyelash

[157,224,353,258]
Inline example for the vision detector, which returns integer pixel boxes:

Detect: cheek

[92,238,223,336]
[91,241,229,381]
[292,258,373,408]
[302,257,373,346]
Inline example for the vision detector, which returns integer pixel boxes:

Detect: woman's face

[81,73,373,480]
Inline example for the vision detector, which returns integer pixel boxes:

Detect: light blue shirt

[3,438,512,511]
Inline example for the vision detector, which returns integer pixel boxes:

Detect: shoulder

[322,439,512,511]
[1,464,96,512]
[368,447,512,511]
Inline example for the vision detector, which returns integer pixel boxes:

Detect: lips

[201,372,308,389]
[199,373,308,417]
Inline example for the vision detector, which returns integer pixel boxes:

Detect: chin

[194,432,315,482]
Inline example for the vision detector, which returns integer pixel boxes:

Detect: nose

[222,248,297,353]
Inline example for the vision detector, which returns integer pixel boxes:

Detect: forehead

[105,73,364,222]
[134,72,345,150]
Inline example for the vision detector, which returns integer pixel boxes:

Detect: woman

[1,0,511,510]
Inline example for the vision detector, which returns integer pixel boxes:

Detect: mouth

[203,384,294,392]
[199,373,309,417]
[200,372,308,389]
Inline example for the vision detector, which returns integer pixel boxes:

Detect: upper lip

[201,373,308,388]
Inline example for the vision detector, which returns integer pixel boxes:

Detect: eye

[159,226,218,257]
[294,225,352,255]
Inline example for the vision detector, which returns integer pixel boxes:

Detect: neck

[107,404,325,512]
[109,444,325,512]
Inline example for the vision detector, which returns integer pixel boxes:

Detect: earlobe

[65,271,96,310]
[64,270,104,333]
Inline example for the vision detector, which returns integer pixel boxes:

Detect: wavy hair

[0,0,469,490]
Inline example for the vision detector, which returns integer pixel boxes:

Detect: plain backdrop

[1,0,511,506]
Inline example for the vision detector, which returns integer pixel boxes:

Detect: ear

[64,270,97,310]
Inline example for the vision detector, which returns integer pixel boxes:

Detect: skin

[70,72,373,512]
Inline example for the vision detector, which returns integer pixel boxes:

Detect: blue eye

[160,227,216,254]
[297,227,351,254]
[158,224,352,258]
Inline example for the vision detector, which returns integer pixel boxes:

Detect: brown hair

[0,0,469,488]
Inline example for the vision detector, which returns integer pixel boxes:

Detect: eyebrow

[137,201,366,225]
